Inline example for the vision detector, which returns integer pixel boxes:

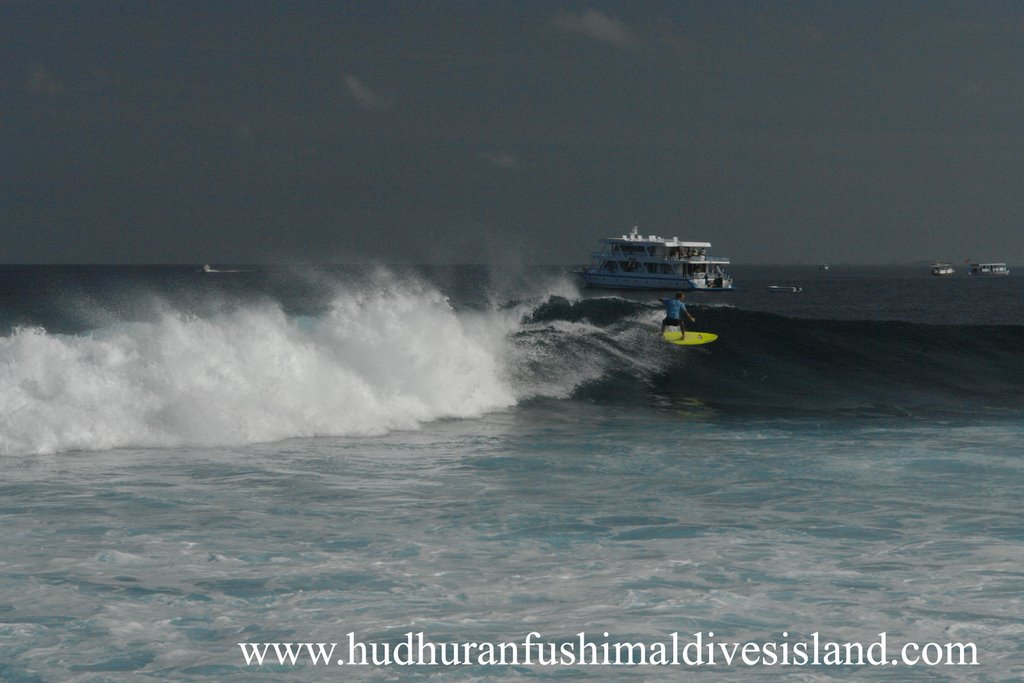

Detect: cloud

[481,152,519,170]
[753,14,825,45]
[343,74,392,111]
[27,65,64,96]
[551,9,636,48]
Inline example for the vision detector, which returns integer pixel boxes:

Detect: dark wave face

[514,296,1024,418]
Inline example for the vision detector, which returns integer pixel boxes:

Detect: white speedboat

[578,227,734,290]
[968,263,1009,276]
[930,262,955,276]
[766,285,802,293]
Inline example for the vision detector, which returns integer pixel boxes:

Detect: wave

[3,281,1022,455]
[0,278,521,455]
[515,296,1024,417]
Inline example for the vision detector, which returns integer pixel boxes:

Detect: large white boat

[930,262,955,276]
[968,263,1009,276]
[578,227,734,290]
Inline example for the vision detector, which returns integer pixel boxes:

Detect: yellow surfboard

[663,330,718,346]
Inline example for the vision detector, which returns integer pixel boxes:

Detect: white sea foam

[0,281,526,455]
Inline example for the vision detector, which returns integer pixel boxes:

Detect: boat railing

[592,252,731,263]
[689,255,729,262]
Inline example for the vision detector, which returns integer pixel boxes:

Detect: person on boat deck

[661,291,696,336]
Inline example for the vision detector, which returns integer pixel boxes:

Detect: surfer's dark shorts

[663,317,682,326]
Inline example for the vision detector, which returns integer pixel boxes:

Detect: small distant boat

[967,262,1009,276]
[930,262,955,276]
[766,285,802,293]
[202,264,217,273]
[818,264,829,271]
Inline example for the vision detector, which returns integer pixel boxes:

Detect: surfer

[661,291,695,336]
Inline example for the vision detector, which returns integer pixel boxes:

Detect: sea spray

[0,284,518,455]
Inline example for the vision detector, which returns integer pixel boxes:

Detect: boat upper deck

[594,229,730,264]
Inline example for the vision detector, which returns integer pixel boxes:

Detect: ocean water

[1,264,1022,681]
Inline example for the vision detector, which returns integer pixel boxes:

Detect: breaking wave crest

[4,280,1022,455]
[0,283,521,455]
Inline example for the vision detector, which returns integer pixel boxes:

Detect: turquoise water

[1,266,1022,680]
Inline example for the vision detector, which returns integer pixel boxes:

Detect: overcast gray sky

[2,1,1022,264]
